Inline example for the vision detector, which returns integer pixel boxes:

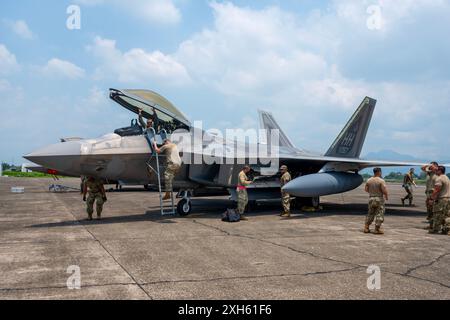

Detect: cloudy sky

[1,0,449,164]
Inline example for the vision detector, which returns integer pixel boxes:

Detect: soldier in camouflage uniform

[82,176,107,220]
[422,162,439,228]
[428,166,450,235]
[279,165,292,218]
[401,168,417,206]
[364,167,389,235]
[237,166,253,221]
[154,139,182,200]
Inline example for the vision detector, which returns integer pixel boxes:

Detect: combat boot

[87,214,93,221]
[363,224,370,234]
[280,212,291,218]
[240,215,249,221]
[374,226,384,235]
[401,198,405,206]
[162,192,171,200]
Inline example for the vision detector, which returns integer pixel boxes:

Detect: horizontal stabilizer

[325,97,376,159]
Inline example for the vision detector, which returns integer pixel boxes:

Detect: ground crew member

[422,162,439,226]
[428,166,450,235]
[364,167,389,235]
[139,107,159,132]
[154,139,182,200]
[401,168,417,206]
[82,176,107,220]
[237,166,253,221]
[279,165,292,217]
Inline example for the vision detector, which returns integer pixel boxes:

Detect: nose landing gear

[177,190,193,216]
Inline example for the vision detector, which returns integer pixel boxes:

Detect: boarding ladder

[144,128,176,216]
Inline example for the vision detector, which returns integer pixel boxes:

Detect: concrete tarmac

[0,177,448,300]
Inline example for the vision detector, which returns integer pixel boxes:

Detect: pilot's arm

[152,108,159,130]
[138,109,146,128]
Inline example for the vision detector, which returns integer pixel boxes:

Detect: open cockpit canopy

[110,89,191,133]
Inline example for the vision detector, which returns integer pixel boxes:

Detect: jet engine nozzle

[282,172,364,197]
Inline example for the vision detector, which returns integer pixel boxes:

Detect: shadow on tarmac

[28,198,426,228]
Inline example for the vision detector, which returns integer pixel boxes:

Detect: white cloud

[5,20,34,39]
[38,58,85,79]
[176,2,328,97]
[168,1,450,158]
[125,0,181,25]
[75,0,181,25]
[0,44,20,76]
[87,36,191,85]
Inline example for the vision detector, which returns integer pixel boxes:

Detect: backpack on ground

[222,209,240,222]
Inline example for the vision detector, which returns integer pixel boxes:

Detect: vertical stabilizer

[325,97,376,158]
[258,110,296,149]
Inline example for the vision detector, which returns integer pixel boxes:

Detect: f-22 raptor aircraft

[25,89,422,215]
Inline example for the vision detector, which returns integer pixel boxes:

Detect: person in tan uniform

[154,139,182,200]
[364,167,389,235]
[428,166,450,235]
[279,165,292,217]
[401,168,417,206]
[422,162,439,226]
[236,166,253,221]
[82,176,107,220]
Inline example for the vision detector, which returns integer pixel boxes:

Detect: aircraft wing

[276,153,425,171]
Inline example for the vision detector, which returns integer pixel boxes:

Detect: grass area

[385,179,426,185]
[1,171,60,178]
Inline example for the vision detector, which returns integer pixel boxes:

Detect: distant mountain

[363,150,425,162]
[361,150,450,175]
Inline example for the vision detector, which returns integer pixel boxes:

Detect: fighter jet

[25,89,423,215]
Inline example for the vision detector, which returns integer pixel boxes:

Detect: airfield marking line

[191,219,450,289]
[51,193,154,300]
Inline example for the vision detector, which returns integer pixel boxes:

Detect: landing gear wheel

[177,198,192,216]
[311,196,320,209]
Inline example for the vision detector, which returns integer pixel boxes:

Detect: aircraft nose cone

[24,141,82,173]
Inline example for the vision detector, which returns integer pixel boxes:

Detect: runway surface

[0,177,448,299]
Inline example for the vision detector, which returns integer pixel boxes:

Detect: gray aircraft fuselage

[25,89,425,209]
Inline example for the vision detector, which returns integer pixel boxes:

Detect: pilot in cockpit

[138,107,159,132]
